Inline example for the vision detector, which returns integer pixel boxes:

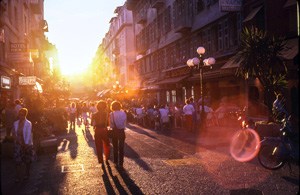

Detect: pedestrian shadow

[104,162,144,195]
[56,127,79,159]
[282,176,299,185]
[127,123,158,139]
[82,128,98,156]
[102,164,116,195]
[124,143,152,172]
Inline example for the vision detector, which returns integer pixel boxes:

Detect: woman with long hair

[91,100,110,164]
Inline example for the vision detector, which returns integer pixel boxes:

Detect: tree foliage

[231,27,288,113]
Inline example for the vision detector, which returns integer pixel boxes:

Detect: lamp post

[186,46,215,130]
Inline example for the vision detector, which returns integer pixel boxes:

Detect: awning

[243,5,263,22]
[280,38,299,60]
[97,89,111,97]
[284,0,296,8]
[96,90,104,97]
[156,75,188,85]
[221,60,241,69]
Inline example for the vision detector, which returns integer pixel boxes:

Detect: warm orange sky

[44,0,125,75]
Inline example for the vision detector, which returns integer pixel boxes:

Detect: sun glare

[60,64,87,76]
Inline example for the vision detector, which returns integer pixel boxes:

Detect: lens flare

[230,128,261,162]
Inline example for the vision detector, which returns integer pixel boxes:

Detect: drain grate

[61,164,84,173]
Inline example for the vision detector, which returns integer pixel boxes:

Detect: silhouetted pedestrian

[91,100,110,164]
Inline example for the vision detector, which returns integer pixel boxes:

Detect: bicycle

[257,115,298,172]
[230,106,261,162]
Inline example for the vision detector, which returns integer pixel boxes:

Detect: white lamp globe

[187,59,193,67]
[197,47,205,55]
[192,57,200,65]
[207,57,216,65]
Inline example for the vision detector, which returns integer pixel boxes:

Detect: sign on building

[19,76,36,85]
[219,0,242,12]
[1,76,11,89]
[10,43,27,52]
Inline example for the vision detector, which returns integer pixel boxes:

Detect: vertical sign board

[219,0,242,12]
[19,76,36,85]
[1,76,11,89]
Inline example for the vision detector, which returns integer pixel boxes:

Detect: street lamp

[186,46,215,130]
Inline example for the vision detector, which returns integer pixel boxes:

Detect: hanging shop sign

[219,0,242,12]
[19,76,36,85]
[1,76,11,89]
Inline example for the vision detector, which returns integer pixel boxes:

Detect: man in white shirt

[183,99,195,132]
[159,105,170,130]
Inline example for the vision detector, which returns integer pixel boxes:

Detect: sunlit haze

[44,0,125,76]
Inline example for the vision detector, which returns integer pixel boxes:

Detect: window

[224,19,229,49]
[171,90,177,103]
[14,6,18,30]
[166,91,170,103]
[182,87,187,101]
[164,7,171,33]
[218,23,223,51]
[191,86,195,99]
[197,0,204,13]
[237,13,242,45]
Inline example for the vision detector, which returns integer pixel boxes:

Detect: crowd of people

[2,93,270,183]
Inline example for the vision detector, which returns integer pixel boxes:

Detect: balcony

[125,0,139,10]
[112,47,120,55]
[151,0,164,9]
[136,14,147,24]
[30,0,42,14]
[174,17,192,34]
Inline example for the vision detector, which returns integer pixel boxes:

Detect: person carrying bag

[109,101,127,169]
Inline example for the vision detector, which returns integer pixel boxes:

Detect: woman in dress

[91,100,110,164]
[109,101,127,169]
[12,108,33,182]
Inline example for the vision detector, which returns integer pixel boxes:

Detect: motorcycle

[257,115,298,172]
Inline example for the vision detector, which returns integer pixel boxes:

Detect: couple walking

[91,100,126,169]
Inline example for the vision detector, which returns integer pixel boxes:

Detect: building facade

[97,5,136,89]
[0,0,50,108]
[93,0,298,118]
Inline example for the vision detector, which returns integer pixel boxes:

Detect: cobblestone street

[1,123,299,194]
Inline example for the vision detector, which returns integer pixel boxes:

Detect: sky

[44,0,125,75]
